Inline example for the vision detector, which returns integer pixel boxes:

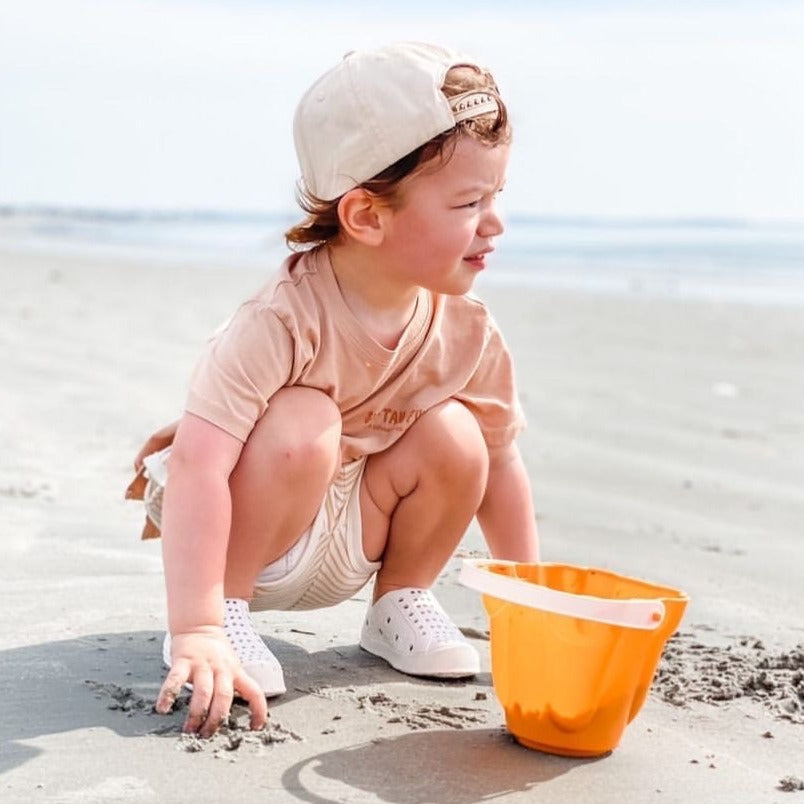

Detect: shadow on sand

[280,727,592,803]
[1,631,587,801]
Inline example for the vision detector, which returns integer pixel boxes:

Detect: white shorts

[142,449,380,612]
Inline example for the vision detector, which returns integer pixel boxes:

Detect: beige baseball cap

[293,42,499,201]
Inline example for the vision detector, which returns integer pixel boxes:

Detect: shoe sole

[359,635,479,679]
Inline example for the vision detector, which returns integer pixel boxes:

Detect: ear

[337,188,388,246]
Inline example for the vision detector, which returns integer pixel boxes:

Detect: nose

[478,200,505,238]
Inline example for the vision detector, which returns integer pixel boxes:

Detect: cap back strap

[449,90,499,124]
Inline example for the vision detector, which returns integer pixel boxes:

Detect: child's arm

[476,441,539,561]
[154,412,268,736]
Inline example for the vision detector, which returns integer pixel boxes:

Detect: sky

[1,0,803,221]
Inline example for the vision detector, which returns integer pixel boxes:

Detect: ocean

[2,209,804,306]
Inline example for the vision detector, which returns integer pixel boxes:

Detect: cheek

[446,217,480,250]
[390,206,475,261]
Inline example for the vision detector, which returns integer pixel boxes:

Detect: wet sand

[1,246,803,802]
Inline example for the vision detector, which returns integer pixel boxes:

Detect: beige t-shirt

[186,248,525,463]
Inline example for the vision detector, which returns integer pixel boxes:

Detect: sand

[1,244,803,803]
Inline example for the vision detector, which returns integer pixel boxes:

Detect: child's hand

[155,629,268,737]
[134,419,179,471]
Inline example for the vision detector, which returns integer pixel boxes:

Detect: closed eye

[458,186,504,209]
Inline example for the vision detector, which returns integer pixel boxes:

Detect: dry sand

[1,245,803,803]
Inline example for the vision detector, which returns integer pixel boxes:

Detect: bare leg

[224,387,341,600]
[360,400,489,601]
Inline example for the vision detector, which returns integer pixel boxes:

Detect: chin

[442,279,477,296]
[420,268,478,296]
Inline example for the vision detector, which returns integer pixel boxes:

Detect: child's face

[379,135,510,296]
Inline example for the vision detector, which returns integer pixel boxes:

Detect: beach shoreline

[1,246,802,802]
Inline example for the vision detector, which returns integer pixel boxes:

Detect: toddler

[130,42,538,737]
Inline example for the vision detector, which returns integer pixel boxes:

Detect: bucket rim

[459,559,685,630]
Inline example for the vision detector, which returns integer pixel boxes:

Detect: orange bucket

[460,559,688,757]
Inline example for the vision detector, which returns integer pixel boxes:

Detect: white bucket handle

[459,559,665,631]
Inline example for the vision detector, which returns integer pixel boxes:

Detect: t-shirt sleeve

[453,320,526,447]
[184,300,295,441]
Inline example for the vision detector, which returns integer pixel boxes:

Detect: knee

[417,401,489,493]
[243,387,341,479]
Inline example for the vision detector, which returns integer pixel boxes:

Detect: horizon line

[2,204,803,230]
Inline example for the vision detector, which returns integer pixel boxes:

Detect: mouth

[464,248,493,270]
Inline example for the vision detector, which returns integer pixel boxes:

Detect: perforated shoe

[359,587,479,678]
[162,598,286,697]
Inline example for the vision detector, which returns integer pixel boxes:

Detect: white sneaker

[162,598,286,697]
[359,588,479,678]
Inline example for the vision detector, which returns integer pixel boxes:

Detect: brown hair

[284,64,511,249]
